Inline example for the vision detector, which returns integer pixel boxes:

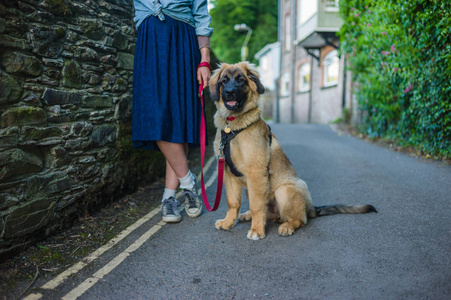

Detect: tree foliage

[209,0,278,64]
[338,0,451,158]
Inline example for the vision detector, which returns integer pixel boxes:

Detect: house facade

[276,0,353,124]
[255,42,280,120]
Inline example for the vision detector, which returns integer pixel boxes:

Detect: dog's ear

[248,73,265,94]
[241,62,265,94]
[209,67,222,102]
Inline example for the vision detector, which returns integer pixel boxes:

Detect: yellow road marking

[41,207,161,290]
[24,155,217,299]
[62,222,164,300]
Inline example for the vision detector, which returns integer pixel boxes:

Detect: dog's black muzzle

[222,83,247,111]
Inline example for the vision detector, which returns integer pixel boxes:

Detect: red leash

[198,62,224,211]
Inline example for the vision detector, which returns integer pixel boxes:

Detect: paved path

[26,124,450,300]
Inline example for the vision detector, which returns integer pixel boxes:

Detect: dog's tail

[308,204,377,218]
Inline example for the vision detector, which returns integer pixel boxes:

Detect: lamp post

[234,23,253,61]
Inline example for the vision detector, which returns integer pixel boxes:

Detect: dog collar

[224,116,236,133]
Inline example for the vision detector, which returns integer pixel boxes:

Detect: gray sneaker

[182,175,203,218]
[161,197,181,223]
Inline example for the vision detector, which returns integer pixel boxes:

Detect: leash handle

[197,62,212,90]
[199,76,223,212]
[197,61,212,71]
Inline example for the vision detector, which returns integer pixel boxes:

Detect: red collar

[226,116,236,122]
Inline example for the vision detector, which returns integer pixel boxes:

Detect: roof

[254,42,280,60]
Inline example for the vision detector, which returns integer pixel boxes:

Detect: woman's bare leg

[157,141,191,222]
[157,140,201,217]
[157,141,189,189]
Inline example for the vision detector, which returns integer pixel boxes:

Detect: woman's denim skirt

[132,15,202,150]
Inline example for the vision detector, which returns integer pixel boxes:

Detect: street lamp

[234,23,253,61]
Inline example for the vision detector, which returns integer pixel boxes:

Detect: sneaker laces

[181,190,199,209]
[162,198,179,214]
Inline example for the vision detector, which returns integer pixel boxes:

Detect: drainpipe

[275,79,280,123]
[341,55,347,110]
[275,0,282,123]
[306,48,320,123]
[308,57,313,123]
[290,0,297,123]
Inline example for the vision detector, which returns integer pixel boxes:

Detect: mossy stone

[27,171,71,196]
[62,60,81,88]
[113,31,128,50]
[0,148,43,181]
[80,18,104,40]
[45,0,74,16]
[82,95,112,108]
[0,193,19,211]
[2,52,42,76]
[117,52,134,70]
[114,94,132,121]
[0,34,29,50]
[23,126,63,140]
[3,198,55,238]
[0,76,22,106]
[0,19,5,34]
[91,125,117,146]
[42,88,82,106]
[29,25,65,58]
[1,107,47,128]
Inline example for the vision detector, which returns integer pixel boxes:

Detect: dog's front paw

[238,211,252,222]
[215,219,235,230]
[278,223,295,236]
[247,228,265,240]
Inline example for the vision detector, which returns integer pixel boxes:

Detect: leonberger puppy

[209,62,376,240]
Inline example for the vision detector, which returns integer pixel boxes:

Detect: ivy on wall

[338,0,451,158]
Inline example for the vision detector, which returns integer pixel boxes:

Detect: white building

[255,42,280,92]
[275,0,353,124]
[254,42,281,120]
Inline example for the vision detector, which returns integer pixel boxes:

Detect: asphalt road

[27,124,450,300]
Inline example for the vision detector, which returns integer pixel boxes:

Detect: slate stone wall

[0,0,184,258]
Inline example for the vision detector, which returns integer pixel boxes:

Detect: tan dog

[209,62,376,240]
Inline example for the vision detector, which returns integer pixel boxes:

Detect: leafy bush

[338,0,451,158]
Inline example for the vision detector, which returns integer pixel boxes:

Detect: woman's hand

[197,47,211,90]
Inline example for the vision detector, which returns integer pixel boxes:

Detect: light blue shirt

[133,0,213,36]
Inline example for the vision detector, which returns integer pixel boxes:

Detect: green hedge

[338,0,451,158]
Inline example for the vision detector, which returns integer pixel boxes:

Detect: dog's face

[209,62,265,114]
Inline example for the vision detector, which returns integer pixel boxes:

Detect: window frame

[322,50,339,87]
[280,72,290,97]
[297,62,311,93]
[324,0,340,12]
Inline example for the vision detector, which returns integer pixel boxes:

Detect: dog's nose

[225,90,235,99]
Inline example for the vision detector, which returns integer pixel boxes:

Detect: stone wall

[0,0,217,259]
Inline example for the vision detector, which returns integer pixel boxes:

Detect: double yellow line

[24,155,217,300]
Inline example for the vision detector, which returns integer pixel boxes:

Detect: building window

[284,14,291,52]
[298,63,310,92]
[324,0,339,11]
[323,50,339,87]
[280,72,290,97]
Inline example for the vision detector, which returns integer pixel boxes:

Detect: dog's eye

[221,76,229,84]
[236,75,244,83]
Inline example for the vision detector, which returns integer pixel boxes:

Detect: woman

[132,0,213,222]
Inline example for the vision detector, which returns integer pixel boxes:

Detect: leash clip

[218,141,225,159]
